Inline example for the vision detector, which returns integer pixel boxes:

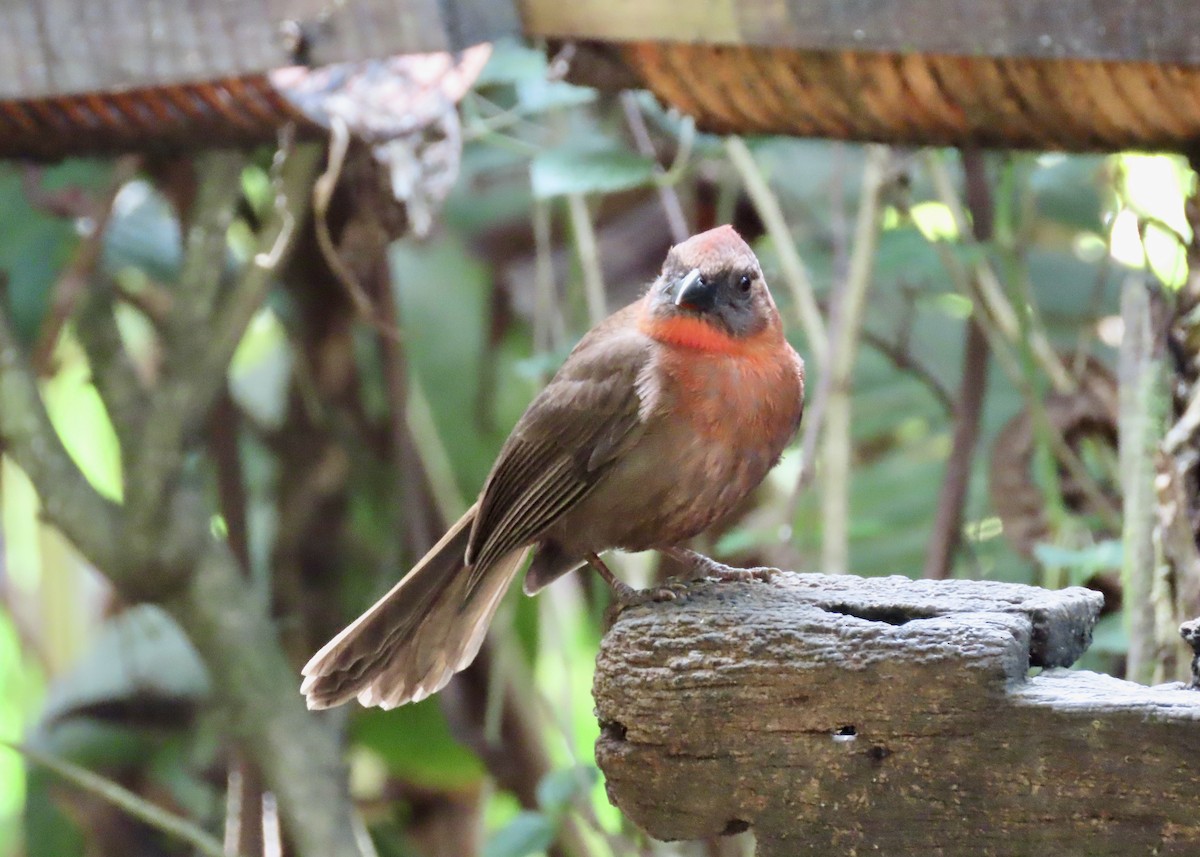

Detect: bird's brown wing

[465,314,651,585]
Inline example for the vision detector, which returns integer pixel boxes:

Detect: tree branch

[123,144,322,571]
[924,149,992,580]
[725,136,828,360]
[0,298,126,576]
[819,145,890,575]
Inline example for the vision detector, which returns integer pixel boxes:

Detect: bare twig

[31,156,140,375]
[923,150,1122,542]
[620,92,689,243]
[725,136,828,360]
[819,145,891,575]
[924,150,993,580]
[566,194,606,325]
[923,151,1074,393]
[3,741,234,857]
[312,117,391,331]
[858,327,954,413]
[531,197,560,356]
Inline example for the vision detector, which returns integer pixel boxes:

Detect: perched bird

[302,225,805,710]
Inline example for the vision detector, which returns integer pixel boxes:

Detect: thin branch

[725,136,828,360]
[31,156,140,374]
[3,741,234,857]
[923,151,1074,393]
[858,327,954,414]
[124,144,322,568]
[620,92,688,243]
[312,118,383,324]
[532,197,560,356]
[566,194,606,326]
[924,149,993,580]
[1119,275,1164,684]
[819,145,891,575]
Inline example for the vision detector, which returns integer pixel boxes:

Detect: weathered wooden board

[0,0,516,100]
[524,0,1200,66]
[594,572,1200,856]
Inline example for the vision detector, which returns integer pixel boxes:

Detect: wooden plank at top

[0,0,519,100]
[522,0,1200,66]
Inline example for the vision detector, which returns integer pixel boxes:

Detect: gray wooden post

[594,573,1200,856]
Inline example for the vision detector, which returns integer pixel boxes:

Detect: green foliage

[0,161,111,341]
[350,702,483,790]
[1034,540,1123,588]
[530,148,657,199]
[484,767,599,857]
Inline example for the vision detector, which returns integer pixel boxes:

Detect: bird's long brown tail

[301,502,529,709]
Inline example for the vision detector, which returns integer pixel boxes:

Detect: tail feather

[301,503,529,709]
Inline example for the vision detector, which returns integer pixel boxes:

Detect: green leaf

[475,39,548,87]
[0,160,112,342]
[1033,540,1123,580]
[484,810,555,857]
[535,765,599,817]
[514,79,596,114]
[530,148,657,199]
[39,333,123,502]
[349,699,483,790]
[1029,154,1108,234]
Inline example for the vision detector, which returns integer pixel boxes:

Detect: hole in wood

[601,719,628,742]
[820,603,936,625]
[722,818,750,836]
[833,724,858,743]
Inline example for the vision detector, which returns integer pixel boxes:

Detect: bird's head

[645,225,780,345]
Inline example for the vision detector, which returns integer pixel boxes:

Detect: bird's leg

[661,547,776,584]
[586,552,691,606]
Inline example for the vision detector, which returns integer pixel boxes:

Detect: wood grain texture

[524,0,1200,65]
[0,0,516,100]
[594,572,1200,856]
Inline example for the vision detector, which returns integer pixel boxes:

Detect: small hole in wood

[833,724,858,743]
[722,819,750,836]
[820,603,935,626]
[601,720,628,742]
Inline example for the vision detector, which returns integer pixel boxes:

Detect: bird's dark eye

[738,274,752,293]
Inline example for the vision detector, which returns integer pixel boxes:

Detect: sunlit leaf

[39,331,122,503]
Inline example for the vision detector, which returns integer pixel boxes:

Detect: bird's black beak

[674,269,716,312]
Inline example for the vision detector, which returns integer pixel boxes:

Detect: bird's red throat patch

[639,312,767,358]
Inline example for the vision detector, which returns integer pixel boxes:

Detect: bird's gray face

[651,262,771,339]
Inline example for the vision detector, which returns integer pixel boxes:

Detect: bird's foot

[587,552,696,608]
[662,547,777,585]
[609,577,694,607]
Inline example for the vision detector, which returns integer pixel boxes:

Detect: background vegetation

[1,39,1197,857]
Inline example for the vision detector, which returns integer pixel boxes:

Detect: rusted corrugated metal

[622,43,1200,151]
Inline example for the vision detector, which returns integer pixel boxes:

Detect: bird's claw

[612,578,693,608]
